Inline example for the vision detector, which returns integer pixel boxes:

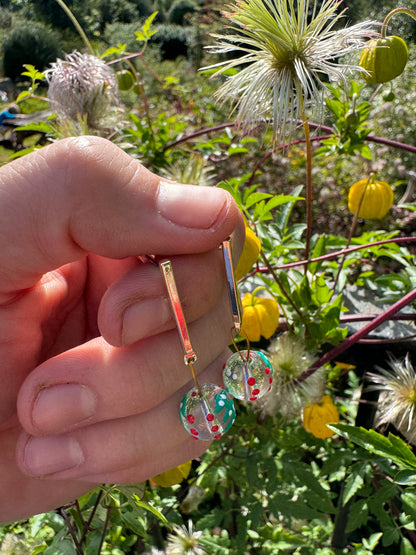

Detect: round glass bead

[179,383,236,441]
[223,350,273,402]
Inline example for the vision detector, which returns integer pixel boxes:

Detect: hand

[0,136,243,522]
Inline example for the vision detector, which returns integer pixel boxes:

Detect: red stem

[297,287,416,383]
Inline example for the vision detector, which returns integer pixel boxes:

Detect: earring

[160,260,236,441]
[221,240,274,402]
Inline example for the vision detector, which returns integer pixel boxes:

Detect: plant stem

[259,250,309,332]
[164,120,416,156]
[302,116,314,268]
[296,287,416,383]
[59,507,84,555]
[271,236,416,271]
[126,59,157,153]
[331,175,373,295]
[382,8,416,37]
[54,0,94,55]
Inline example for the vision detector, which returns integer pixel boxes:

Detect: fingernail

[23,435,84,476]
[32,384,97,433]
[122,297,171,345]
[156,182,229,229]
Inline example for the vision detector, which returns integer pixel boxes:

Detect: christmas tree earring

[221,240,274,402]
[160,259,236,441]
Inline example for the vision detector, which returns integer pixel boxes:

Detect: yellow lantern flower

[150,461,192,487]
[241,292,279,342]
[235,224,261,280]
[303,395,339,439]
[348,178,393,219]
[360,35,408,84]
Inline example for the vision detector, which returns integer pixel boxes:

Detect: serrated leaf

[331,424,416,470]
[136,11,158,41]
[346,498,368,533]
[343,463,366,505]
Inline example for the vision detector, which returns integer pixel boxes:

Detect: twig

[78,489,104,546]
[297,287,416,383]
[59,507,84,555]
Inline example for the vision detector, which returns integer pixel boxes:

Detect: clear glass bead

[179,383,236,440]
[223,350,273,401]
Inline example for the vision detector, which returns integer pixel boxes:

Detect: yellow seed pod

[241,292,279,342]
[235,225,261,280]
[303,395,339,439]
[150,461,192,487]
[360,36,408,84]
[348,178,393,219]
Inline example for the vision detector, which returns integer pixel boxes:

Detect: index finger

[0,136,241,296]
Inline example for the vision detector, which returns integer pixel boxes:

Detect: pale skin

[0,136,244,523]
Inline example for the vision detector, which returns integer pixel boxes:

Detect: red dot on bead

[265,367,270,374]
[252,388,260,395]
[267,386,272,391]
[222,363,226,370]
[214,434,222,439]
[269,377,273,384]
[247,377,256,386]
[206,413,214,422]
[250,397,257,401]
[211,425,219,432]
[187,414,195,424]
[190,428,199,435]
[191,391,197,397]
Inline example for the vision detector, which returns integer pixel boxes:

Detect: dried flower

[206,0,375,145]
[258,332,321,418]
[166,520,206,555]
[46,51,120,130]
[367,355,416,444]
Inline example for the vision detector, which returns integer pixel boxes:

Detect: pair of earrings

[160,240,273,441]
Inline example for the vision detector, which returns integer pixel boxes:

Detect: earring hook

[160,260,202,396]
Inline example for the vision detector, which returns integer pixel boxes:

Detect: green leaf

[21,64,44,81]
[401,537,416,555]
[309,235,327,274]
[395,469,416,486]
[362,532,383,550]
[401,489,416,522]
[15,90,30,102]
[245,192,272,208]
[15,122,54,134]
[132,495,168,525]
[346,498,369,533]
[101,45,125,57]
[136,11,158,41]
[314,275,332,304]
[332,424,416,470]
[343,463,366,505]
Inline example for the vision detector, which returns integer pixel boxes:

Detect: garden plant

[1,0,416,553]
